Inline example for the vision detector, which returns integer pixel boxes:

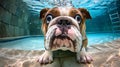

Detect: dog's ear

[40,8,49,19]
[78,8,92,19]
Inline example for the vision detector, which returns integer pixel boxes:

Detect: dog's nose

[57,19,71,26]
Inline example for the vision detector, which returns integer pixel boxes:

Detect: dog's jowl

[38,7,93,64]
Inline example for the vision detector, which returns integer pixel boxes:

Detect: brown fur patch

[46,7,60,19]
[69,8,83,20]
[78,8,92,19]
[40,8,49,19]
[41,7,60,35]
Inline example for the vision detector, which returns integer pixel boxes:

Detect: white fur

[45,25,57,49]
[76,47,86,61]
[71,26,82,52]
[46,23,82,52]
[48,16,80,30]
[58,7,71,16]
[38,50,53,63]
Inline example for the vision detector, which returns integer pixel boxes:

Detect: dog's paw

[77,52,93,64]
[37,51,53,64]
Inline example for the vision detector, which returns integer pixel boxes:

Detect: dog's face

[40,7,91,52]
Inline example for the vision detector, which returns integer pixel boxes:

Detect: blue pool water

[0,33,119,50]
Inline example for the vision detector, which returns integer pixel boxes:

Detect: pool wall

[0,35,43,43]
[0,0,120,38]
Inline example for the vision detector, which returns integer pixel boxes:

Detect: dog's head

[40,7,91,52]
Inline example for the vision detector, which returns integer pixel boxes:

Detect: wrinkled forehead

[58,7,72,16]
[46,7,81,17]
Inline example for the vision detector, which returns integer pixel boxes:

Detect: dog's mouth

[45,25,82,52]
[50,34,76,52]
[45,16,82,52]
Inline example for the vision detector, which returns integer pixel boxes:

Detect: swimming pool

[0,33,119,50]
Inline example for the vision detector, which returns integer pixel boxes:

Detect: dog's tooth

[56,39,60,47]
[60,40,63,47]
[69,40,75,51]
[57,43,60,47]
[52,44,55,49]
[61,39,64,47]
[64,39,67,47]
[53,38,57,45]
[62,39,65,47]
[65,39,69,47]
[57,39,59,45]
[69,40,73,48]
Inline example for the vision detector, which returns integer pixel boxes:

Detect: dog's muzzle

[45,16,82,52]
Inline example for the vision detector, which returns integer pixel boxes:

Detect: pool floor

[0,33,120,50]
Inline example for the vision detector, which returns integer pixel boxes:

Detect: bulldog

[38,7,93,64]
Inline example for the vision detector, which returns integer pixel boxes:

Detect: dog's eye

[46,14,53,23]
[75,15,82,23]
